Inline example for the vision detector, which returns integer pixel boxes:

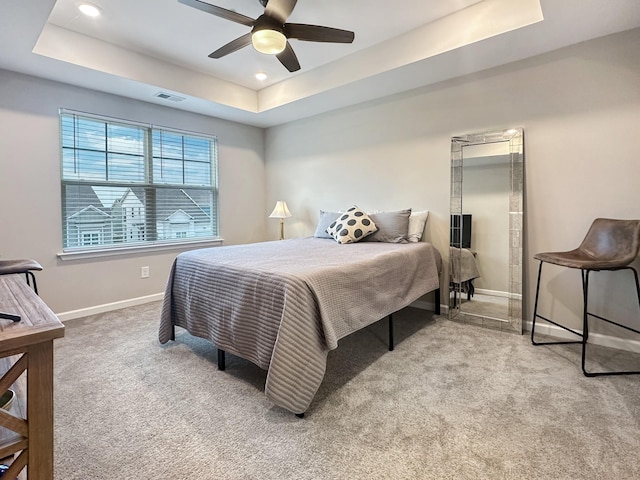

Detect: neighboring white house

[66,204,113,247]
[64,186,213,248]
[112,188,145,243]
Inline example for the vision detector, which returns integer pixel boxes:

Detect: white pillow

[408,210,429,242]
[326,206,378,244]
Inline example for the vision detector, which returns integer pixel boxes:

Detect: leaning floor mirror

[449,127,524,334]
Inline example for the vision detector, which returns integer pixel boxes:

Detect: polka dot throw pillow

[326,206,378,244]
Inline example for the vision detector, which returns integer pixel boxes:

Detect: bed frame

[206,288,441,418]
[160,238,442,415]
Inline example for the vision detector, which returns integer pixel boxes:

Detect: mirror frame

[449,127,524,334]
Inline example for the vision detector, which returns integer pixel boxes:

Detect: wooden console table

[0,275,65,479]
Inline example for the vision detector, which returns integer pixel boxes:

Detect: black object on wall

[450,214,472,249]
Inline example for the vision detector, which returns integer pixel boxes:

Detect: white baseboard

[410,300,434,311]
[526,320,640,354]
[474,288,522,300]
[56,292,164,322]
[59,295,436,322]
[410,300,448,314]
[413,300,640,353]
[55,295,640,354]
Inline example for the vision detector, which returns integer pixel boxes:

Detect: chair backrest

[579,218,640,266]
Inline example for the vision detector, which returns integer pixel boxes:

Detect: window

[81,232,101,246]
[60,110,218,251]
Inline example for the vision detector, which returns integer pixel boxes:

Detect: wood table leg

[27,341,54,480]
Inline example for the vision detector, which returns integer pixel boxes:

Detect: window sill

[57,238,224,261]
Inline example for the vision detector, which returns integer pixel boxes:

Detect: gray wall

[3,27,640,341]
[265,28,640,337]
[462,161,510,294]
[0,70,266,314]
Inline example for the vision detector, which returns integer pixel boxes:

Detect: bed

[159,237,441,414]
[449,246,481,300]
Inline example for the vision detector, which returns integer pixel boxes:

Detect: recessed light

[78,3,102,17]
[255,72,268,81]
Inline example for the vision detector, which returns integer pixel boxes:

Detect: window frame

[58,109,221,260]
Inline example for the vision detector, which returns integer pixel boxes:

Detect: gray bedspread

[450,247,481,283]
[159,237,441,414]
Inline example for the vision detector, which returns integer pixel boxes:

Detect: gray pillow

[364,209,412,243]
[314,210,342,238]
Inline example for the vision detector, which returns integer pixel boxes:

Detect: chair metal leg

[531,261,583,346]
[581,267,640,377]
[533,262,640,376]
[581,269,591,375]
[530,261,543,344]
[26,271,39,295]
[0,312,20,322]
[217,349,226,371]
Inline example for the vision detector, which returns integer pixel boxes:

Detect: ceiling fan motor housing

[252,14,284,35]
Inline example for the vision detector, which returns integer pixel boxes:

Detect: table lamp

[269,201,292,240]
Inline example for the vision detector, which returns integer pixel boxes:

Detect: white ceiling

[46,0,483,89]
[2,0,640,128]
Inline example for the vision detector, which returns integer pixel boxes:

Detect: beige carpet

[53,302,640,479]
[459,292,509,320]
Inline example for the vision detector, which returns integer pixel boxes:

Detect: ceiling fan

[178,0,355,72]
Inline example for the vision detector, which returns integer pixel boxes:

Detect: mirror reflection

[449,128,524,334]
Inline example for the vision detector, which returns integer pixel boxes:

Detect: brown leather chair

[531,218,640,376]
[0,259,43,295]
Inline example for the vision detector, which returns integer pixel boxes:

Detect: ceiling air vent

[153,92,186,102]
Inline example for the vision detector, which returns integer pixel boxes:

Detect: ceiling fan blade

[178,0,255,27]
[208,33,253,58]
[285,23,355,43]
[265,0,298,24]
[276,42,301,72]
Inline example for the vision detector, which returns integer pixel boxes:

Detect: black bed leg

[217,349,226,371]
[388,313,394,351]
[170,324,175,341]
[435,288,441,315]
[295,413,305,418]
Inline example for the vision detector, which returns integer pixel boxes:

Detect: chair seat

[534,249,635,271]
[0,259,43,275]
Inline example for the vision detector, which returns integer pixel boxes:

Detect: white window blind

[60,110,218,251]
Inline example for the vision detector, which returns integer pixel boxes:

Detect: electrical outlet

[141,266,150,278]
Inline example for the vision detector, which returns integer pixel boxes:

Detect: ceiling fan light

[252,29,286,55]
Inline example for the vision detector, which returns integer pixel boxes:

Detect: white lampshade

[252,29,287,54]
[269,201,292,219]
